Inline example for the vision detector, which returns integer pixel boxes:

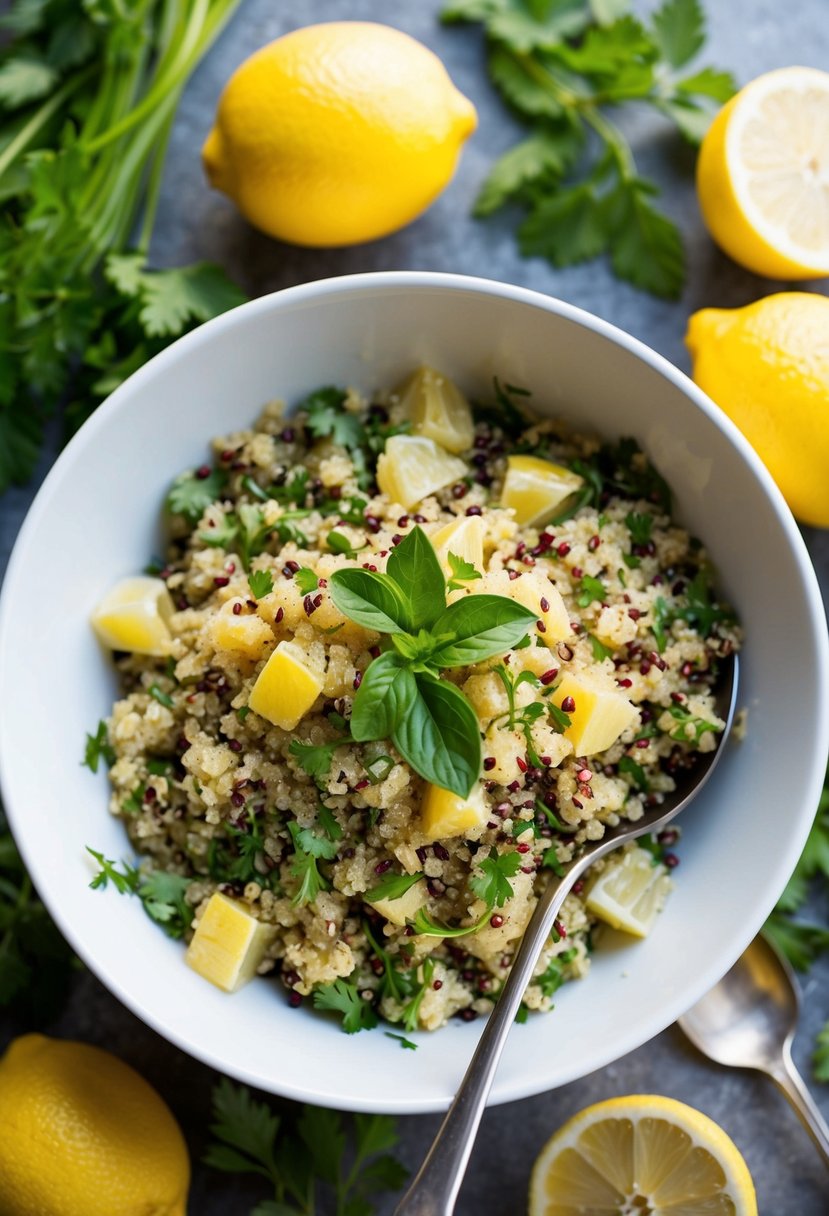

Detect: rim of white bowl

[1,271,827,1113]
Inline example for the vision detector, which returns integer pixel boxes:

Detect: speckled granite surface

[1,2,828,1212]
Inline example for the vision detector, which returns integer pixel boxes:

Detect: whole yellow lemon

[686,293,829,528]
[0,1034,190,1216]
[203,22,478,247]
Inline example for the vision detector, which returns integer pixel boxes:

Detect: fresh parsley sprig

[331,527,536,797]
[86,847,193,939]
[0,0,245,491]
[443,0,736,298]
[412,848,522,938]
[204,1078,407,1214]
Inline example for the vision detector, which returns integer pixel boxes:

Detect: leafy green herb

[763,916,829,973]
[651,595,672,653]
[295,568,319,595]
[814,1022,829,1083]
[471,847,522,908]
[447,552,483,592]
[618,753,649,792]
[146,757,173,776]
[300,386,407,492]
[207,813,269,888]
[588,634,613,661]
[289,736,347,788]
[625,511,653,545]
[204,1078,407,1212]
[288,821,334,906]
[167,468,227,525]
[401,958,435,1034]
[365,754,395,785]
[327,530,367,560]
[412,848,522,939]
[577,574,606,608]
[443,0,735,297]
[86,847,193,938]
[536,947,578,1000]
[0,1,245,493]
[83,719,115,773]
[331,527,536,796]
[269,468,309,507]
[546,701,573,733]
[541,844,565,875]
[493,663,548,765]
[666,702,721,743]
[200,504,290,571]
[247,570,274,599]
[365,872,424,903]
[1,802,76,1020]
[313,978,379,1034]
[148,683,174,709]
[363,920,417,1007]
[122,783,146,815]
[676,568,736,637]
[386,1032,418,1051]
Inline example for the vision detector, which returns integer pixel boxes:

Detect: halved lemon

[529,1094,757,1216]
[585,845,672,938]
[697,66,829,279]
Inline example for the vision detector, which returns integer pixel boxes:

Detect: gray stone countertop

[1,1,828,1212]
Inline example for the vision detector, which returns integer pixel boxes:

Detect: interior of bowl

[1,272,826,1113]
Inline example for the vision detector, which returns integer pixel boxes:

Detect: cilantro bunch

[0,803,76,1021]
[204,1079,408,1215]
[443,0,736,297]
[330,527,537,797]
[0,0,246,492]
[764,772,829,1080]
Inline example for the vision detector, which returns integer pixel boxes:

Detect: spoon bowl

[678,933,829,1169]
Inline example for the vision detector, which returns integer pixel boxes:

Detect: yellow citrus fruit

[0,1034,190,1216]
[686,292,829,528]
[203,22,477,247]
[529,1094,757,1216]
[697,66,829,278]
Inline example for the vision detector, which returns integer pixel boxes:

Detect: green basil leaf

[393,674,481,798]
[428,595,538,667]
[329,568,409,634]
[350,653,418,742]
[386,527,445,631]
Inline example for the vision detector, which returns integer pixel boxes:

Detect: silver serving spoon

[678,932,829,1169]
[394,654,739,1216]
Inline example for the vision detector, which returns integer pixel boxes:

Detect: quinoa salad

[87,367,740,1036]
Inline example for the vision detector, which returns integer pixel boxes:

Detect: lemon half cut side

[697,66,829,279]
[529,1094,757,1216]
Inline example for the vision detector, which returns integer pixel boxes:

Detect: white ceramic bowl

[1,273,827,1113]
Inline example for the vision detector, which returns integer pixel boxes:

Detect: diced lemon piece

[376,435,467,509]
[550,670,637,756]
[396,365,475,453]
[422,782,488,839]
[585,846,673,939]
[506,570,571,645]
[186,892,276,993]
[500,455,584,527]
[210,598,274,659]
[367,878,428,927]
[529,1094,757,1216]
[91,576,174,656]
[430,514,484,578]
[249,639,324,730]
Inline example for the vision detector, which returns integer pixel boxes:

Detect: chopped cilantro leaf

[625,510,653,545]
[618,753,649,792]
[289,737,347,788]
[86,848,139,895]
[313,978,378,1034]
[470,848,521,909]
[83,720,115,773]
[588,634,613,661]
[148,683,174,709]
[577,574,606,608]
[447,551,483,592]
[303,387,364,450]
[288,821,332,906]
[295,567,320,594]
[401,958,435,1034]
[385,1031,418,1051]
[167,468,226,525]
[247,569,274,598]
[366,872,424,903]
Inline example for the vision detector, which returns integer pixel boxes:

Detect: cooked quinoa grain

[94,372,740,1033]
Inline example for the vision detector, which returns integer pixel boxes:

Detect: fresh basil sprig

[330,527,536,797]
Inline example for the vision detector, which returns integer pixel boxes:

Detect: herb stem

[0,74,90,180]
[581,104,636,181]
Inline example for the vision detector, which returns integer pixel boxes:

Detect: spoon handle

[769,1048,829,1170]
[392,868,576,1216]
